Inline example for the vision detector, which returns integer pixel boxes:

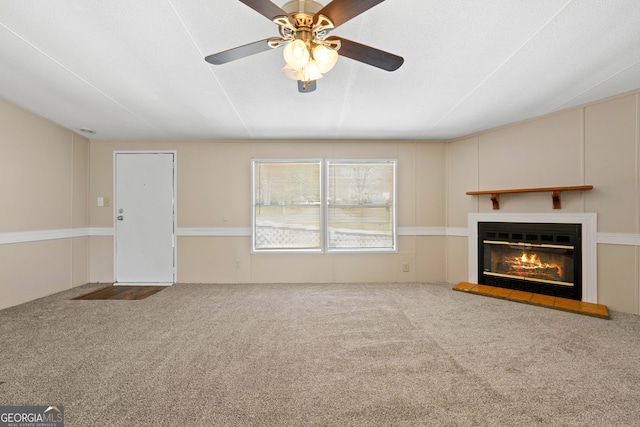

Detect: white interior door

[115,152,175,284]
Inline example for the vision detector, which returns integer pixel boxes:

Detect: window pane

[327,161,396,251]
[253,161,321,251]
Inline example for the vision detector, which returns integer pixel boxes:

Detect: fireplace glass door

[483,241,574,286]
[478,222,581,300]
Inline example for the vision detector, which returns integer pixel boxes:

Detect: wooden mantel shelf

[466,185,593,210]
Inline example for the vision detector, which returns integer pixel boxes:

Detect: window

[252,159,397,253]
[253,160,322,251]
[326,160,396,252]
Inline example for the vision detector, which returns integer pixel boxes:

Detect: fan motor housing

[282,0,323,15]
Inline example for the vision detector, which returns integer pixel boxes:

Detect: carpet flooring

[1,282,640,426]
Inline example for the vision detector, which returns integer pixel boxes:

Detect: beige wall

[446,90,640,314]
[0,98,89,310]
[88,140,447,285]
[3,89,640,315]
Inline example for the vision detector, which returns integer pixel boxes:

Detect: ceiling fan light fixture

[205,0,404,92]
[282,64,302,80]
[302,59,323,81]
[283,39,309,68]
[312,44,338,73]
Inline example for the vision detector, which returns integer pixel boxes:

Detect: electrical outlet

[402,262,410,272]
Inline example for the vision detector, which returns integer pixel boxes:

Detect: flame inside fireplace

[507,251,563,280]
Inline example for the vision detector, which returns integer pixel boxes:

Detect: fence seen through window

[252,159,396,252]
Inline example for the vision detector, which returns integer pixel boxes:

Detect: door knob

[117,215,124,221]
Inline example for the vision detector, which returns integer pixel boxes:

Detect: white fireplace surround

[468,213,598,303]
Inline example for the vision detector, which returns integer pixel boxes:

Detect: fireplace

[478,222,581,300]
[467,213,598,303]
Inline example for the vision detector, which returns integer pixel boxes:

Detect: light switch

[97,197,104,207]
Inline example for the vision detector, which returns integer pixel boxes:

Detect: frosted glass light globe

[283,40,310,69]
[313,44,339,73]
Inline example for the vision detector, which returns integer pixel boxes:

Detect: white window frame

[251,158,397,253]
[325,159,398,254]
[251,159,323,253]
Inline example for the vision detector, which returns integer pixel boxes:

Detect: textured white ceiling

[0,0,639,140]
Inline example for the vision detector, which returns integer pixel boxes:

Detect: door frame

[113,150,177,284]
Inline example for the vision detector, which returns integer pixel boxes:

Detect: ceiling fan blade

[238,0,288,21]
[205,38,275,65]
[330,37,403,71]
[298,80,317,93]
[316,0,386,28]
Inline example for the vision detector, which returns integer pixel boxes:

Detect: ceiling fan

[205,0,404,93]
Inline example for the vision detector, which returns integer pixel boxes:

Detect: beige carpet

[1,282,639,426]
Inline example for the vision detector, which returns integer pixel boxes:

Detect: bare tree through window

[252,159,396,252]
[327,161,396,251]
